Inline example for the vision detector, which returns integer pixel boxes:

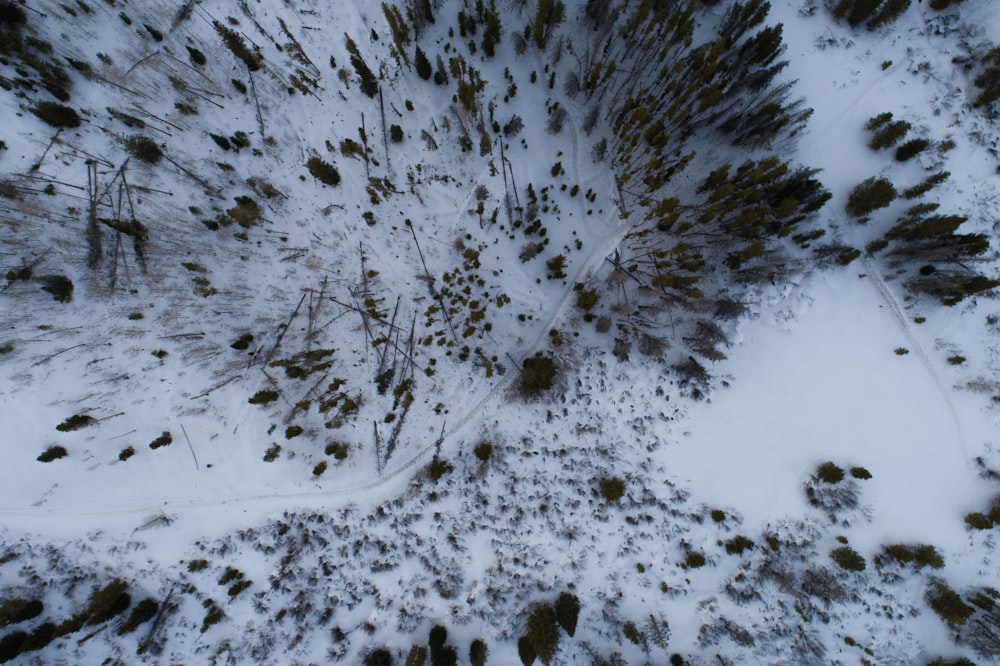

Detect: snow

[1,0,999,663]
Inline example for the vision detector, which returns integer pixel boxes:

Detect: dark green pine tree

[415,45,432,80]
[345,35,379,98]
[554,593,580,637]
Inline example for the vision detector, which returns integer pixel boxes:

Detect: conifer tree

[415,45,432,80]
[554,592,580,637]
[525,605,560,665]
[345,35,379,98]
[845,177,896,218]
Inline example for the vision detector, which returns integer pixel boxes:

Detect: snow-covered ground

[1,0,999,663]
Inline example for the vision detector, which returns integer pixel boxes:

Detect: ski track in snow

[861,257,973,470]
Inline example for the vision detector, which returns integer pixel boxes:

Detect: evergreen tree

[415,45,432,80]
[554,593,580,637]
[517,636,536,666]
[525,605,560,665]
[345,35,379,98]
[973,45,1000,109]
[469,639,487,666]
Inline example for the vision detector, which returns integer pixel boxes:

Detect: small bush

[849,466,872,479]
[927,582,974,626]
[37,445,68,462]
[218,567,242,585]
[390,124,404,142]
[599,476,626,502]
[816,462,845,483]
[0,630,26,662]
[470,638,488,666]
[186,46,207,66]
[913,545,945,569]
[521,353,557,393]
[263,443,281,462]
[149,431,172,449]
[39,274,73,302]
[29,102,81,128]
[575,288,599,311]
[947,355,965,365]
[895,138,930,161]
[869,120,911,150]
[894,347,909,356]
[964,512,993,530]
[988,497,1000,524]
[82,579,131,626]
[56,414,95,432]
[285,425,303,439]
[306,157,341,185]
[118,446,135,462]
[473,441,493,461]
[365,648,393,666]
[117,598,158,635]
[325,441,349,460]
[683,551,706,569]
[187,559,209,572]
[0,598,43,628]
[725,536,755,555]
[228,580,251,598]
[0,2,27,25]
[125,135,163,164]
[313,461,327,477]
[831,546,866,571]
[249,389,279,405]
[231,333,254,350]
[201,601,224,633]
[428,455,452,481]
[710,509,726,523]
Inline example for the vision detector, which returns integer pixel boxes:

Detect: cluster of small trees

[0,580,156,662]
[519,592,579,665]
[829,0,911,30]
